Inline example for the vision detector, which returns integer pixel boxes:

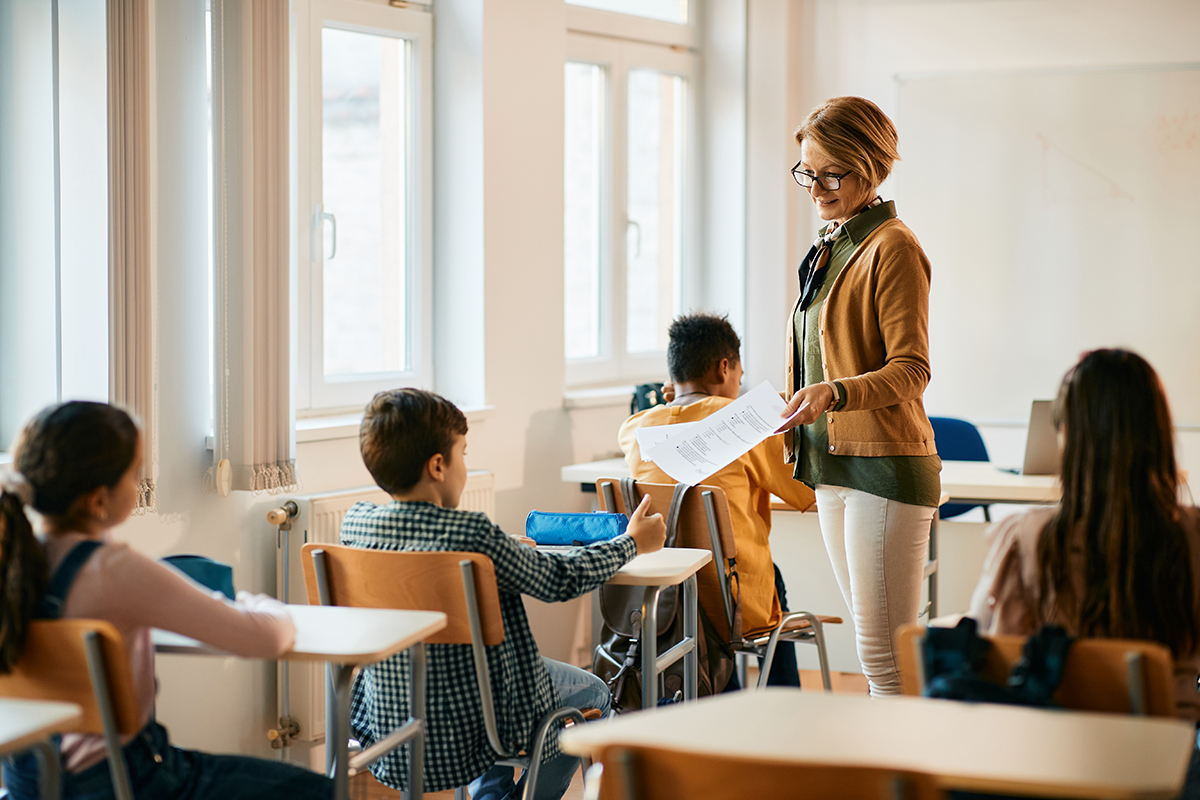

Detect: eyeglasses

[791,161,851,190]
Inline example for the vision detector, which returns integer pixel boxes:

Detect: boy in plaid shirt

[343,389,665,799]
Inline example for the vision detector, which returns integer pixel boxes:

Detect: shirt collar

[819,198,896,247]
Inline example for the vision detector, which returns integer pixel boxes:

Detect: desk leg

[409,642,427,800]
[640,585,664,710]
[928,515,939,620]
[329,663,355,800]
[682,574,698,702]
[31,740,59,800]
[325,663,337,777]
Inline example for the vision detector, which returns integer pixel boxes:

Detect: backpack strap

[620,478,689,547]
[663,484,689,548]
[37,539,104,620]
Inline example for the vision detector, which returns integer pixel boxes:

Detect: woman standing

[778,96,941,696]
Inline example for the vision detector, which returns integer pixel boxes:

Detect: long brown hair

[1037,349,1195,657]
[0,401,139,672]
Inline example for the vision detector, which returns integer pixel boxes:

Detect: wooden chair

[301,543,589,800]
[597,479,842,691]
[581,744,945,800]
[897,623,1177,716]
[0,619,141,800]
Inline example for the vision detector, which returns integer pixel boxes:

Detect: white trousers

[815,485,935,696]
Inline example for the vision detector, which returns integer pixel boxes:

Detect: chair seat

[740,615,843,648]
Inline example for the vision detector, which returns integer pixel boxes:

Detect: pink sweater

[968,506,1200,722]
[45,533,295,772]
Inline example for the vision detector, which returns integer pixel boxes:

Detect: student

[968,350,1200,796]
[618,313,817,689]
[343,388,665,800]
[0,401,332,800]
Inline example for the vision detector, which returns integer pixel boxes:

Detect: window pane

[625,69,684,355]
[321,27,409,378]
[566,0,687,24]
[564,62,606,361]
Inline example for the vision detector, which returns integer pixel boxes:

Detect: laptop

[1020,400,1060,476]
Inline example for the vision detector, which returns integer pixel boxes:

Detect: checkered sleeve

[478,523,638,602]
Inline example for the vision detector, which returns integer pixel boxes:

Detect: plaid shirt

[341,500,637,792]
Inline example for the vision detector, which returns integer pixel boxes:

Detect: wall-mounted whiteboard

[893,65,1200,426]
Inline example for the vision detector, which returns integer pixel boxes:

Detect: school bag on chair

[591,479,736,710]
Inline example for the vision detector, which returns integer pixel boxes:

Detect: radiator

[275,470,495,743]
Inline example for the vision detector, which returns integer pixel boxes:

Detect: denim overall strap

[37,539,104,619]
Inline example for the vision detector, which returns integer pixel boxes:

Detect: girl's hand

[627,494,666,555]
[777,383,835,432]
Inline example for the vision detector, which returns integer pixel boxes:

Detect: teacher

[778,96,941,696]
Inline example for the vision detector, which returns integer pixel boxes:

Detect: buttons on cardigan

[829,445,835,452]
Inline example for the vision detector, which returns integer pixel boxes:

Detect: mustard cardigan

[784,217,939,459]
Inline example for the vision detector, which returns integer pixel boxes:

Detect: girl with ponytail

[0,401,331,799]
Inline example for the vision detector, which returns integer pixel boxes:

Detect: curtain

[107,0,155,511]
[211,0,296,494]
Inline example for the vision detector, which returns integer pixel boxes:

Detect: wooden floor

[349,670,869,800]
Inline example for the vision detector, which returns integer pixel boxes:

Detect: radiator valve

[268,716,301,749]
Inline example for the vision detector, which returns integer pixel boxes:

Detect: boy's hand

[627,494,666,555]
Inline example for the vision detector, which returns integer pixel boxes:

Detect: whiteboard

[893,66,1200,426]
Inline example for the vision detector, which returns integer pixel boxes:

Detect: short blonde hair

[794,96,900,189]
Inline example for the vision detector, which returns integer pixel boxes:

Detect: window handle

[313,203,337,261]
[626,218,641,259]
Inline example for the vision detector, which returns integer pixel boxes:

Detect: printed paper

[643,381,790,485]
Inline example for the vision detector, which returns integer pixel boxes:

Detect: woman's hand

[661,382,675,403]
[777,383,835,432]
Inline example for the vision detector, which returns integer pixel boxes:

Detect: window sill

[203,406,497,450]
[563,385,634,410]
[295,405,497,444]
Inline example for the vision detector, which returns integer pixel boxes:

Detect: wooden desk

[607,548,712,709]
[0,698,83,800]
[560,688,1196,800]
[155,605,446,800]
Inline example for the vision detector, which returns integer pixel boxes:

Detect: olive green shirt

[794,201,942,507]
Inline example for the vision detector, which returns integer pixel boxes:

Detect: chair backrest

[0,619,141,736]
[596,478,740,640]
[590,744,945,800]
[300,542,504,646]
[928,417,989,463]
[898,624,1177,716]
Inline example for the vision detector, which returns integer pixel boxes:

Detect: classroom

[1,0,1199,798]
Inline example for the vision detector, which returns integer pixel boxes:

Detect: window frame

[564,31,699,389]
[295,0,433,413]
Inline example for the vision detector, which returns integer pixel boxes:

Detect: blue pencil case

[162,554,237,600]
[525,510,629,546]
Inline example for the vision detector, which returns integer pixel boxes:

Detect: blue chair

[929,417,991,521]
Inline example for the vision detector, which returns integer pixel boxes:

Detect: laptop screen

[1021,400,1060,476]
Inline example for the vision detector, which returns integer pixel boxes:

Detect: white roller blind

[211,0,296,494]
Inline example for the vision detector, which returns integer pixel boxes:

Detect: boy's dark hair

[360,388,468,494]
[667,313,741,384]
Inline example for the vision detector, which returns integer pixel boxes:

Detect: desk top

[562,458,1062,507]
[939,460,1060,504]
[0,699,83,756]
[154,604,446,665]
[559,689,1194,800]
[607,547,712,586]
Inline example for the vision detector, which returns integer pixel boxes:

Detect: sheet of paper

[643,380,788,485]
[634,421,698,460]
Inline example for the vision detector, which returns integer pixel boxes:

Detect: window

[295,0,432,412]
[564,32,697,387]
[566,0,688,25]
[0,0,108,448]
